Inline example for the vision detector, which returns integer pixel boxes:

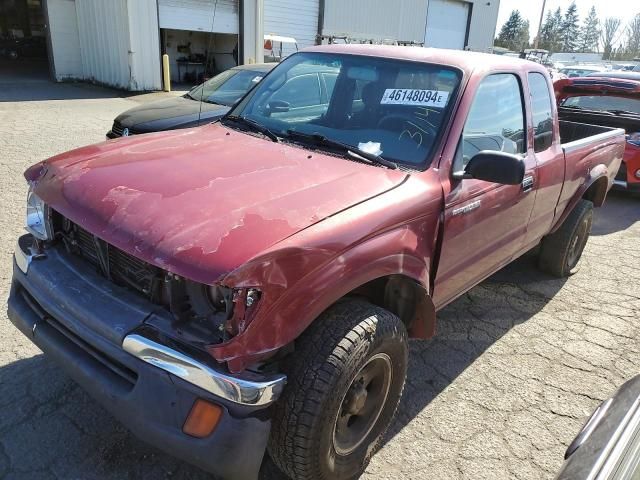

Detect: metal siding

[158,0,238,33]
[46,0,83,80]
[76,0,131,89]
[264,0,319,57]
[322,0,427,43]
[127,0,162,90]
[465,0,500,51]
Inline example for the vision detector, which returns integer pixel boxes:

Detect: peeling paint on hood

[34,124,407,284]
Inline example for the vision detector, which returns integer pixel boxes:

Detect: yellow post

[162,54,171,92]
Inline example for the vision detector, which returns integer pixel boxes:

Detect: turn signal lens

[182,399,223,438]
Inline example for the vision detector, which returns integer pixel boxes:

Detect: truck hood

[34,124,407,283]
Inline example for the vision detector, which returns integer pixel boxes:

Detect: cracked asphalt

[1,67,639,480]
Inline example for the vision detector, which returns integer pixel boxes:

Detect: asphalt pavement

[0,75,638,480]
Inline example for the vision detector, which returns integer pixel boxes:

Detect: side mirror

[267,100,290,113]
[456,151,525,185]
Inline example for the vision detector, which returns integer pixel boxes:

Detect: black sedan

[107,63,275,138]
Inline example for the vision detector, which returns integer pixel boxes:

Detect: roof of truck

[302,44,544,75]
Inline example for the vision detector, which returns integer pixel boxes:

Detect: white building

[9,0,500,91]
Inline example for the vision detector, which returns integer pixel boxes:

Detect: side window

[270,74,321,108]
[528,72,554,152]
[458,74,526,169]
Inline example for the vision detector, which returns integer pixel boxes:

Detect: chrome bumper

[123,334,286,407]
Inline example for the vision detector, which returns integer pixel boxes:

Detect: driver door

[433,73,537,308]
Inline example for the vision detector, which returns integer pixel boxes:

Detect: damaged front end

[14,195,285,408]
[49,209,264,348]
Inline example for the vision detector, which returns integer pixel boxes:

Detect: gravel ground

[1,76,639,480]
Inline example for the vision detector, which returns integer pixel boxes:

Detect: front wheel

[538,199,593,277]
[269,299,408,480]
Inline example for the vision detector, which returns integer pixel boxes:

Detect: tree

[623,14,640,60]
[495,10,530,51]
[578,6,600,53]
[601,17,622,60]
[539,8,563,53]
[561,2,580,52]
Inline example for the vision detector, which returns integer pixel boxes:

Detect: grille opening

[56,215,162,301]
[19,286,138,390]
[51,211,229,346]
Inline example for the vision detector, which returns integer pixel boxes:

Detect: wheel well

[346,275,436,338]
[583,176,608,207]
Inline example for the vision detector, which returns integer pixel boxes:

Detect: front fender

[209,223,436,373]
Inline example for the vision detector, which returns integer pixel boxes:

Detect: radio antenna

[198,0,219,125]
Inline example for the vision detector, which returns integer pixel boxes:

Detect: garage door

[425,0,469,50]
[264,0,319,57]
[158,0,238,33]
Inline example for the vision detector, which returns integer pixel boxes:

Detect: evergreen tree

[579,6,600,53]
[539,9,562,52]
[496,10,530,51]
[561,2,580,52]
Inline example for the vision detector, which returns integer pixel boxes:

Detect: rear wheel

[269,299,408,480]
[538,199,593,277]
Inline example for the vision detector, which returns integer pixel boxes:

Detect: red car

[555,75,640,193]
[9,46,625,480]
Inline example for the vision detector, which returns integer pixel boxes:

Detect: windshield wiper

[283,130,398,170]
[222,115,280,142]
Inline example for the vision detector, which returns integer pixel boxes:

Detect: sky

[496,0,639,45]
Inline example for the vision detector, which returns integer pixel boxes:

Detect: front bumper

[7,235,285,479]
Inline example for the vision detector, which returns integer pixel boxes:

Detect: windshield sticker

[251,76,262,83]
[381,89,449,108]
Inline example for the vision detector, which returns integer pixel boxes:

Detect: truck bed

[559,120,623,148]
[553,120,626,229]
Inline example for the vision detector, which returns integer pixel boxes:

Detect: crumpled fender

[210,228,434,372]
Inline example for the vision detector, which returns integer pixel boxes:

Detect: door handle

[522,175,534,192]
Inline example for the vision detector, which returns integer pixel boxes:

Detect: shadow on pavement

[591,190,639,236]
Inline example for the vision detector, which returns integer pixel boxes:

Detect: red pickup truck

[8,45,625,480]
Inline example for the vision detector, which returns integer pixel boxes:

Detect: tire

[538,199,593,277]
[269,299,408,480]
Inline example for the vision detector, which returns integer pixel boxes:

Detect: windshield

[228,52,462,168]
[188,69,265,106]
[560,95,640,115]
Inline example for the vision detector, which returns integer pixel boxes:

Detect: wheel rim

[567,215,590,268]
[333,353,393,456]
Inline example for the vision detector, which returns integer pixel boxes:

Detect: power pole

[534,0,547,49]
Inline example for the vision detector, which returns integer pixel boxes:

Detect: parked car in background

[9,46,625,480]
[560,65,608,78]
[107,63,275,138]
[556,75,640,193]
[556,375,640,480]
